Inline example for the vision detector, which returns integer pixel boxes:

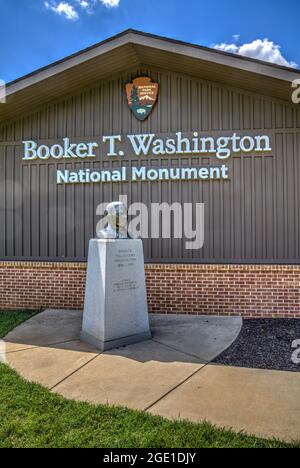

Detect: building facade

[1,30,300,317]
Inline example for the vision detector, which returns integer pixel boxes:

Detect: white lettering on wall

[23,138,98,161]
[22,132,272,163]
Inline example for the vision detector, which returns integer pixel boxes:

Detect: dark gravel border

[213,319,300,372]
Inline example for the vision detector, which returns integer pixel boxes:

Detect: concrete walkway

[2,310,300,443]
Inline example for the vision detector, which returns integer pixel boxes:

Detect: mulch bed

[214,319,300,372]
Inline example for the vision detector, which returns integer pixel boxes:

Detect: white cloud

[44,0,120,20]
[45,1,79,20]
[213,38,297,68]
[76,0,89,8]
[100,0,120,7]
[215,43,239,54]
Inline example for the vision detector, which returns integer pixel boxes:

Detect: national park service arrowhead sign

[126,77,159,121]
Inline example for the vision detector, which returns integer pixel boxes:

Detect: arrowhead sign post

[126,77,159,121]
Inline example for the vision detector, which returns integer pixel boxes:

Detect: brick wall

[146,264,300,318]
[0,261,299,317]
[0,262,86,311]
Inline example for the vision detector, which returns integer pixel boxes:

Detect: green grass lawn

[0,311,298,449]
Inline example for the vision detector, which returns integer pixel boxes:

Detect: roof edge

[6,29,300,90]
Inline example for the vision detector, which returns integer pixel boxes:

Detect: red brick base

[0,262,299,318]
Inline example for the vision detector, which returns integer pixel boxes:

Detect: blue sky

[0,0,299,83]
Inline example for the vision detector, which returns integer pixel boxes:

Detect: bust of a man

[97,202,129,239]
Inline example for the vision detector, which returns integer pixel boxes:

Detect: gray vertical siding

[0,67,300,262]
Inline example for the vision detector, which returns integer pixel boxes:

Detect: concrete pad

[4,309,299,442]
[6,340,99,389]
[149,364,300,442]
[53,340,203,410]
[150,314,242,362]
[0,340,6,364]
[0,340,38,355]
[4,310,82,352]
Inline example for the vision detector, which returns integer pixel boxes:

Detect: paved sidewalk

[2,310,300,442]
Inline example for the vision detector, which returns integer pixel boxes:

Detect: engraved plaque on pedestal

[81,239,151,351]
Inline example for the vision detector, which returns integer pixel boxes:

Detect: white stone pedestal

[80,239,151,351]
